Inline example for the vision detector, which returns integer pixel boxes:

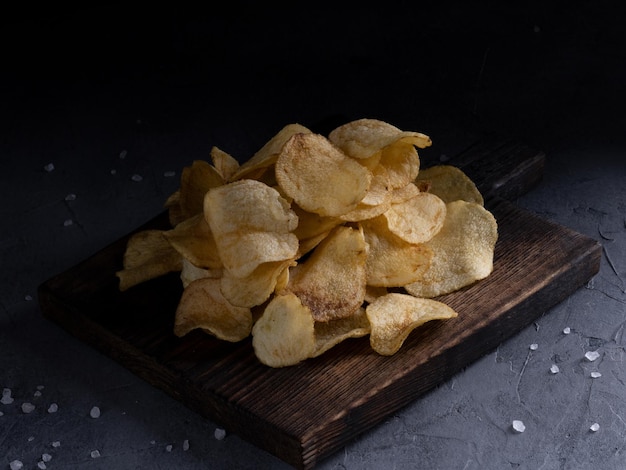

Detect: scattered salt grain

[110,169,117,175]
[529,343,538,351]
[21,402,35,414]
[0,411,4,416]
[63,219,73,227]
[585,351,600,362]
[44,163,55,172]
[48,403,58,413]
[28,436,35,442]
[550,364,560,374]
[90,450,101,459]
[563,327,571,334]
[183,439,190,451]
[36,385,44,390]
[90,406,101,418]
[591,372,602,379]
[214,428,226,440]
[2,388,14,404]
[590,423,600,432]
[119,150,128,159]
[41,453,52,462]
[131,174,143,182]
[150,440,156,445]
[534,25,541,33]
[165,444,173,452]
[34,390,42,397]
[164,171,176,177]
[51,441,61,448]
[9,460,23,470]
[25,295,33,301]
[37,461,46,470]
[65,193,76,201]
[512,420,526,433]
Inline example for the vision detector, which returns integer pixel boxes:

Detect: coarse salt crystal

[65,193,76,201]
[164,171,176,177]
[591,372,602,378]
[550,364,560,374]
[563,327,571,334]
[0,411,4,416]
[512,420,526,433]
[119,150,128,159]
[22,402,35,414]
[2,388,14,404]
[28,436,35,442]
[63,219,73,227]
[9,460,23,470]
[48,403,58,413]
[183,439,190,451]
[41,453,52,462]
[585,351,600,362]
[214,428,226,440]
[90,450,101,458]
[51,441,61,448]
[36,385,44,390]
[165,444,173,452]
[110,169,117,175]
[37,462,46,470]
[44,163,55,172]
[529,343,538,351]
[90,406,101,418]
[34,391,42,397]
[590,423,600,432]
[25,295,33,301]
[131,174,143,182]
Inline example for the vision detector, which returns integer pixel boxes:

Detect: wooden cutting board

[38,138,601,469]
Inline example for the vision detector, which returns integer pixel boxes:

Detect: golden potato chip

[164,189,185,226]
[251,292,316,368]
[210,146,240,181]
[116,229,182,291]
[337,166,393,222]
[203,179,299,278]
[366,293,457,355]
[174,278,253,342]
[378,141,421,190]
[291,204,342,241]
[275,132,372,217]
[404,200,498,298]
[220,259,295,308]
[364,285,388,304]
[361,215,432,287]
[164,213,222,270]
[383,192,447,244]
[179,160,225,220]
[416,165,484,205]
[180,258,221,288]
[287,225,368,322]
[312,307,371,357]
[229,123,312,182]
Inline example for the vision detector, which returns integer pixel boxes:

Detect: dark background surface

[2,2,626,469]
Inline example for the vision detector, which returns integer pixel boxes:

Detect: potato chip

[416,165,484,205]
[204,179,299,278]
[275,132,372,217]
[174,278,253,342]
[164,189,185,226]
[210,146,240,181]
[287,225,368,322]
[179,160,225,220]
[291,204,342,241]
[312,307,371,357]
[180,258,221,288]
[404,200,498,298]
[116,230,183,291]
[383,192,447,244]
[361,215,432,287]
[229,123,311,182]
[251,292,316,368]
[164,213,222,270]
[366,293,457,355]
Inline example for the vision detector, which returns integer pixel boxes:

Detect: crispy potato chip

[179,160,225,220]
[364,285,389,303]
[276,132,372,217]
[164,213,222,270]
[164,189,185,226]
[252,292,316,368]
[204,179,299,278]
[404,200,498,298]
[312,307,371,357]
[366,293,457,355]
[210,146,240,181]
[361,215,432,287]
[220,259,296,308]
[291,204,343,241]
[116,230,182,291]
[180,258,221,288]
[378,141,421,190]
[383,192,447,244]
[287,225,368,322]
[229,123,312,182]
[174,278,252,342]
[416,165,484,205]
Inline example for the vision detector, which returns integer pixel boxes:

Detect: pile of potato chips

[116,119,498,367]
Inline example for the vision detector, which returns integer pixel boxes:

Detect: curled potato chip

[179,160,225,220]
[287,225,368,322]
[252,292,316,368]
[291,204,343,241]
[416,165,484,205]
[366,293,458,355]
[116,230,183,291]
[404,200,498,298]
[164,213,222,270]
[312,307,371,357]
[210,146,240,181]
[383,192,447,244]
[174,278,252,342]
[204,179,299,278]
[276,132,372,217]
[180,258,221,288]
[361,215,432,287]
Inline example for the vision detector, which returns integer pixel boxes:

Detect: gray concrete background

[2,2,626,469]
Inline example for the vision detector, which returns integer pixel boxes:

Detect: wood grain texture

[38,140,600,469]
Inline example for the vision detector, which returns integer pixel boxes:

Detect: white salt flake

[164,170,176,177]
[183,439,190,451]
[590,422,600,432]
[563,327,571,334]
[591,372,602,378]
[25,294,33,301]
[9,460,24,470]
[37,461,46,470]
[51,441,61,448]
[529,343,538,351]
[48,403,58,413]
[512,420,526,433]
[44,163,55,172]
[90,406,101,418]
[63,219,73,227]
[1,388,14,404]
[34,390,42,397]
[110,169,117,175]
[165,444,173,452]
[550,364,560,374]
[131,174,143,182]
[0,411,4,416]
[36,385,44,390]
[65,193,76,201]
[150,440,156,445]
[28,436,35,442]
[21,402,35,414]
[585,351,601,362]
[41,453,52,462]
[90,449,101,458]
[119,150,128,159]
[214,428,226,440]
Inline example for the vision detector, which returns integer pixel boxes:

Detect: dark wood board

[38,140,601,469]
